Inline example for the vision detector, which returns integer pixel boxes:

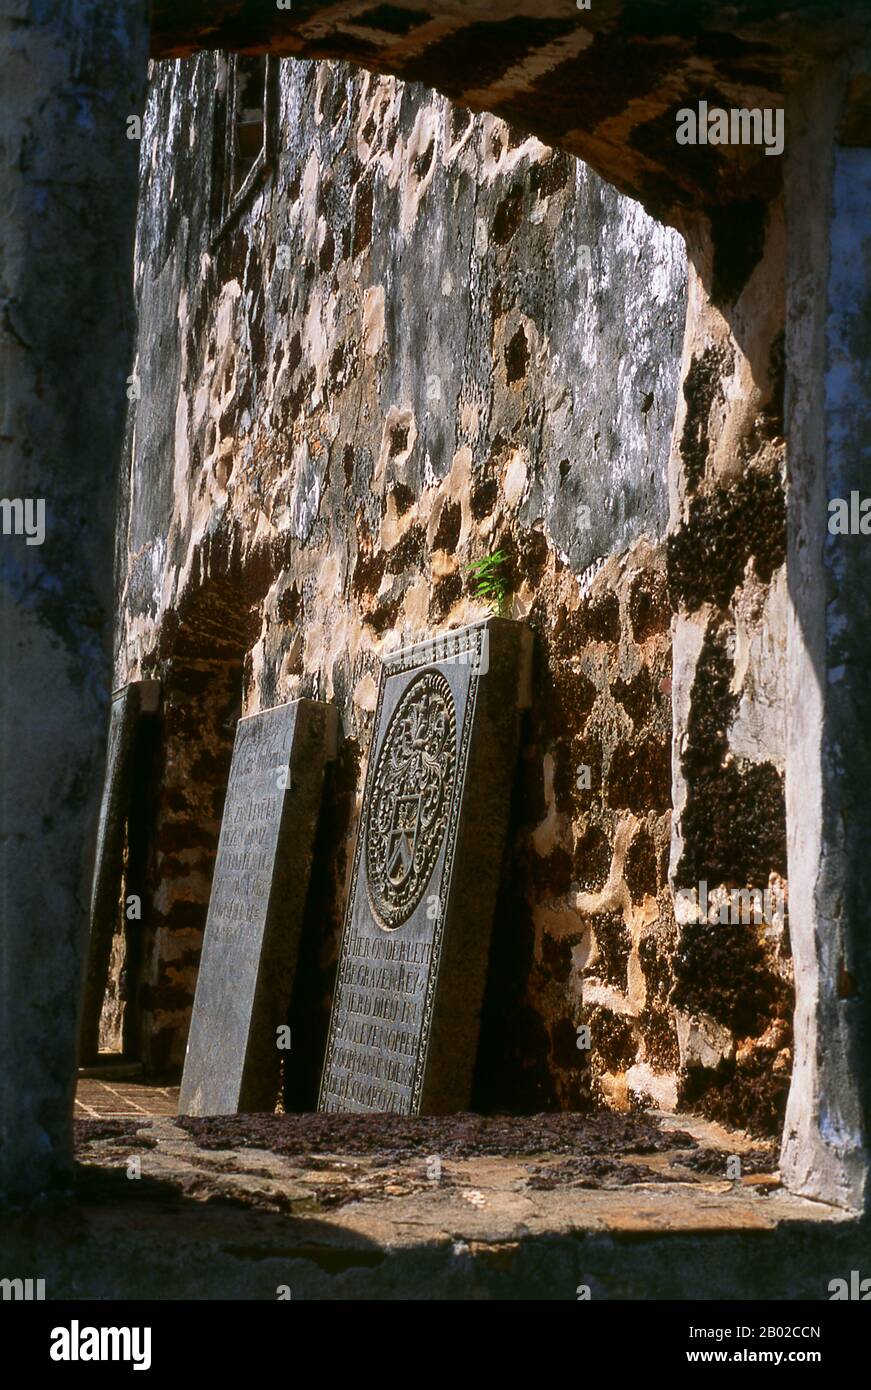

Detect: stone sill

[4,1109,865,1299]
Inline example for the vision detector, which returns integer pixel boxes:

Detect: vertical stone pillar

[0,1,149,1199]
[781,56,871,1211]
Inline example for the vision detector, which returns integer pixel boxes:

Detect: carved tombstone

[179,699,336,1116]
[78,680,161,1065]
[320,618,531,1114]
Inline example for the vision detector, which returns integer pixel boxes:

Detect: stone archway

[3,0,869,1215]
[139,0,870,1209]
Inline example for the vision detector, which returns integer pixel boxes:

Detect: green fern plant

[466,548,510,615]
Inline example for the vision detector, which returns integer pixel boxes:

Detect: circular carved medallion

[365,671,457,930]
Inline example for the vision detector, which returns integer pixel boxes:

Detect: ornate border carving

[364,670,457,930]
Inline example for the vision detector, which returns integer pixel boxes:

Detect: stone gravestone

[179,699,337,1116]
[79,680,161,1065]
[320,618,531,1114]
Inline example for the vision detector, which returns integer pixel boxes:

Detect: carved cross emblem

[365,670,457,929]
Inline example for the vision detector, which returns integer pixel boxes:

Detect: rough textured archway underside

[150,0,869,222]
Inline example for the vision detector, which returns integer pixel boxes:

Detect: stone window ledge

[7,1105,862,1300]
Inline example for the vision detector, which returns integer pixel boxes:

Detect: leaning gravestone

[319,618,531,1114]
[179,699,336,1116]
[79,680,160,1065]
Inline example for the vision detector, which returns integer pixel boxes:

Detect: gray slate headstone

[179,699,336,1116]
[319,618,531,1115]
[78,680,160,1065]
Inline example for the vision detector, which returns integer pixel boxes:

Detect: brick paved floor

[75,1076,179,1119]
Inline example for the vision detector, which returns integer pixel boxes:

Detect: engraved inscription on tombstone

[319,618,531,1114]
[79,680,160,1065]
[179,699,336,1116]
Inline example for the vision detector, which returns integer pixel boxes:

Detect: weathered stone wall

[116,50,796,1134]
[117,56,796,1132]
[117,54,691,1111]
[665,212,793,1137]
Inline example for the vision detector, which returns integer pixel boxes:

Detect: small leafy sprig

[466,548,510,615]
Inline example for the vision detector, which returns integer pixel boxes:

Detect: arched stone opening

[125,4,870,1208]
[4,1,868,1224]
[139,16,796,1133]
